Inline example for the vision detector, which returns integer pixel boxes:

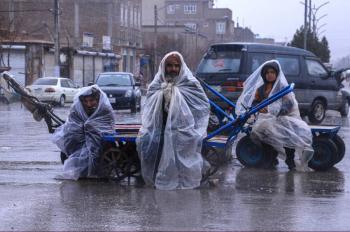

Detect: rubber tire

[308,136,338,171]
[308,100,326,124]
[59,95,65,107]
[331,134,346,164]
[236,135,266,168]
[340,101,349,117]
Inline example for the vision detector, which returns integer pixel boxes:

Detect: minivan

[196,42,350,124]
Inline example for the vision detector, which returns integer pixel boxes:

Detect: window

[120,4,124,26]
[275,55,300,76]
[60,79,70,88]
[167,4,175,14]
[33,78,58,85]
[184,4,196,14]
[216,22,226,34]
[67,80,76,88]
[184,23,196,31]
[249,53,274,73]
[197,48,242,73]
[306,59,328,77]
[96,74,132,86]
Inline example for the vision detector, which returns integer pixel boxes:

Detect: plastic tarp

[137,51,210,190]
[235,60,314,171]
[52,85,115,180]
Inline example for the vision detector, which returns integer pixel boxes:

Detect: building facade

[0,0,143,86]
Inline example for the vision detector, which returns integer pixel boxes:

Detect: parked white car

[26,77,80,106]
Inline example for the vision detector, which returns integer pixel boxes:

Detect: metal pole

[303,0,308,49]
[54,0,60,76]
[308,0,312,31]
[154,5,158,75]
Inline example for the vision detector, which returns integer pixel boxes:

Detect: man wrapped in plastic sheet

[235,60,314,171]
[52,85,115,180]
[136,51,210,190]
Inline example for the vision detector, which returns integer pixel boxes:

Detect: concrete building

[0,0,143,86]
[142,0,234,44]
[141,0,234,78]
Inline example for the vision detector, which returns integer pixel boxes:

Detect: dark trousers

[285,147,296,170]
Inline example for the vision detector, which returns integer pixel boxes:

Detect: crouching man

[53,85,115,180]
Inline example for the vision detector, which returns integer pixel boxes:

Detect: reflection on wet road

[1,103,350,231]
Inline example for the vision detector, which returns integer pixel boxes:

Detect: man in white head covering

[137,51,210,190]
[236,60,314,171]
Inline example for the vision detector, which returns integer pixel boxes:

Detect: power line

[0,9,51,13]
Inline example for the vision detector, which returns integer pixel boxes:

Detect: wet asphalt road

[1,102,350,231]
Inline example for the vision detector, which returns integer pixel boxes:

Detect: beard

[164,72,178,83]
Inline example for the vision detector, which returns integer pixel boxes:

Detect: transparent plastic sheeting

[52,85,115,180]
[235,60,314,171]
[137,51,210,190]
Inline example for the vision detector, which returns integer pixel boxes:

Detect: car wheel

[59,95,65,107]
[340,100,349,117]
[308,100,326,124]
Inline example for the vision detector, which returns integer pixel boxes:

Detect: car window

[306,59,328,77]
[197,46,242,73]
[67,80,76,88]
[60,79,70,88]
[33,78,58,85]
[249,53,274,73]
[96,74,132,86]
[275,55,300,76]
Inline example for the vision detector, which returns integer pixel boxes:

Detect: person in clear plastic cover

[137,51,210,190]
[236,60,314,171]
[53,85,115,180]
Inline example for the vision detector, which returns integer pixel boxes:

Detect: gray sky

[216,0,350,62]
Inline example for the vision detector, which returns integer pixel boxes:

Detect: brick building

[0,0,143,86]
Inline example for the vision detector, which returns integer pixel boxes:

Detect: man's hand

[259,107,268,113]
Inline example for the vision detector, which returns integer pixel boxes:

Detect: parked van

[196,42,350,124]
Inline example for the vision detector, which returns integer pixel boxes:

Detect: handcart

[1,71,346,183]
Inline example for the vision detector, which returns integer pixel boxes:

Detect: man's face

[165,56,181,82]
[81,96,99,115]
[265,68,277,83]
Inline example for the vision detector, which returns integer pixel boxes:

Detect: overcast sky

[216,0,350,62]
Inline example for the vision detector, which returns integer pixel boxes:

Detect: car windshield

[33,78,58,85]
[196,45,242,73]
[97,74,132,86]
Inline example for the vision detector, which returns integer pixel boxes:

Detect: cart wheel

[236,135,266,168]
[308,136,338,171]
[331,134,345,164]
[99,143,141,181]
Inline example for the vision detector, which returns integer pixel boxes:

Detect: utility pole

[308,0,312,30]
[303,0,308,49]
[154,5,158,74]
[54,0,60,77]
